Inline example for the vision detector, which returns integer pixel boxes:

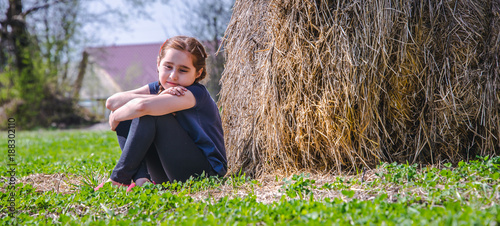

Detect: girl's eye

[180,69,188,73]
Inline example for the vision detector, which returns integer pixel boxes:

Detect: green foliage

[1,31,44,126]
[281,173,316,199]
[321,177,353,190]
[0,130,499,225]
[1,0,98,130]
[0,43,93,130]
[0,130,119,177]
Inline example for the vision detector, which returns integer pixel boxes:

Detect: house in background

[78,43,162,119]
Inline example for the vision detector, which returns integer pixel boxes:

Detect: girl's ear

[196,69,203,78]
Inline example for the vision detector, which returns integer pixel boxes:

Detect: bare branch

[21,0,67,17]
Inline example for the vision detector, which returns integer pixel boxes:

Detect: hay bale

[219,0,499,176]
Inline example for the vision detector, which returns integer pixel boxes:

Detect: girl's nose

[170,70,178,80]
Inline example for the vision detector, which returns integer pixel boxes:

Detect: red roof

[85,40,220,92]
[86,43,162,91]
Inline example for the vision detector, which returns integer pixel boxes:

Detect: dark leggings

[110,114,215,185]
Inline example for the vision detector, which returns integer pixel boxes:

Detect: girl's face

[157,48,201,89]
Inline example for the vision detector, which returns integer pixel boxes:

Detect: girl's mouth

[166,82,178,86]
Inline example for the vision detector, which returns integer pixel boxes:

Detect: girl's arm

[106,85,153,111]
[109,90,196,131]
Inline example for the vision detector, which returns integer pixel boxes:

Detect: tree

[0,0,58,128]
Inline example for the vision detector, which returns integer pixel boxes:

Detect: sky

[91,0,187,46]
[0,0,213,47]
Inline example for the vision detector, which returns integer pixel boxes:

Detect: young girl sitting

[95,36,227,191]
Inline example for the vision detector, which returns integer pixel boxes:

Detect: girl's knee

[154,114,177,124]
[129,115,156,131]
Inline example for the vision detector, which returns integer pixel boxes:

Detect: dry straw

[219,0,499,176]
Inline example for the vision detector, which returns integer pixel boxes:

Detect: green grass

[1,130,499,225]
[1,130,119,177]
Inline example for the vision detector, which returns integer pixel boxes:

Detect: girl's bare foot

[125,178,152,192]
[107,178,128,186]
[134,178,152,186]
[94,178,128,191]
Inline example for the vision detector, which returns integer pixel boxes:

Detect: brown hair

[157,36,208,93]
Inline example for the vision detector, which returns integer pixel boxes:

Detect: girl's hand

[160,86,187,96]
[109,112,120,131]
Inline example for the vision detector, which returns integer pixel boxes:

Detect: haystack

[219,0,499,176]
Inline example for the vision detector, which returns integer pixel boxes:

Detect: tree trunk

[8,0,32,75]
[73,50,88,99]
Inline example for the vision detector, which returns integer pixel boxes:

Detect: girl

[95,36,227,191]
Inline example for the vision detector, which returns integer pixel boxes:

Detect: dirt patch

[189,169,398,204]
[3,173,83,194]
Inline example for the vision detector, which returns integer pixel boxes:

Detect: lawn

[1,130,499,225]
